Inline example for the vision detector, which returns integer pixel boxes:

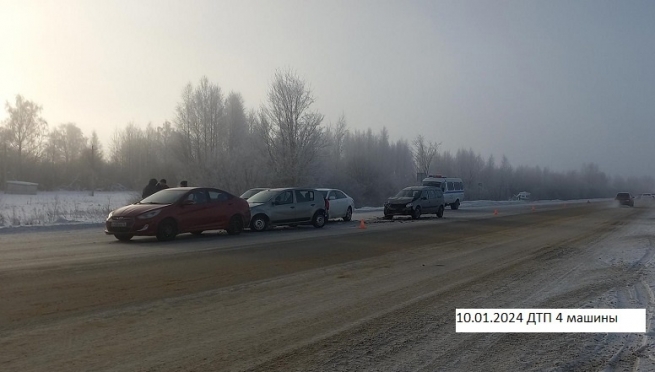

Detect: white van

[422,175,464,209]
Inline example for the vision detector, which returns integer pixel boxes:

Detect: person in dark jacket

[156,179,169,191]
[142,178,158,198]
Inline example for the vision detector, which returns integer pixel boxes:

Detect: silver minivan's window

[248,190,276,203]
[275,191,294,204]
[294,190,314,202]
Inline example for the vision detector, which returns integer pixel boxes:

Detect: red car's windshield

[140,189,188,204]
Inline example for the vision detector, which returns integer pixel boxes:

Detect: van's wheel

[156,219,177,241]
[451,199,460,210]
[114,233,133,241]
[250,215,268,232]
[384,214,393,220]
[343,207,353,222]
[436,205,444,218]
[411,206,422,220]
[227,216,244,235]
[312,211,326,228]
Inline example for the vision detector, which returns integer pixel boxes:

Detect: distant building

[5,181,38,195]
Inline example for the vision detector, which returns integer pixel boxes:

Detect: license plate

[111,221,127,227]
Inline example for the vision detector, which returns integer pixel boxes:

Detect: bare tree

[174,77,226,185]
[89,130,104,162]
[262,69,325,185]
[50,123,86,165]
[413,135,440,177]
[3,95,48,177]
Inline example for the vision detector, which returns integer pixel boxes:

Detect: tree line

[1,70,653,206]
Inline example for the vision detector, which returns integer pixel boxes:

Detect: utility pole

[90,144,95,196]
[2,143,6,189]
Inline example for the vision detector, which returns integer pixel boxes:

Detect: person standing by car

[156,179,169,191]
[142,178,158,198]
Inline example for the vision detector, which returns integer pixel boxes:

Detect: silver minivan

[247,188,328,231]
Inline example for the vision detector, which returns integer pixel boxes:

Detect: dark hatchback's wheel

[451,199,460,210]
[312,211,326,228]
[436,205,444,218]
[383,214,393,220]
[227,216,244,235]
[156,219,177,241]
[411,206,422,220]
[251,215,268,232]
[114,233,133,241]
[343,207,353,222]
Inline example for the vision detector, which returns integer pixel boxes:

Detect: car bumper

[384,206,414,216]
[105,219,158,235]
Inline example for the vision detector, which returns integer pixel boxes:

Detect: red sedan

[105,187,251,241]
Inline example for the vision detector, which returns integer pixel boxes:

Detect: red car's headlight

[137,209,162,220]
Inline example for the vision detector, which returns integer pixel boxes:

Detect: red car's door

[177,189,213,232]
[207,189,234,229]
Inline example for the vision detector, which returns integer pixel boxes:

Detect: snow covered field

[0,191,140,228]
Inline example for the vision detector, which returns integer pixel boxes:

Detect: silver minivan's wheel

[343,207,353,222]
[312,211,326,228]
[251,215,268,232]
[436,205,444,218]
[451,199,460,210]
[411,206,421,220]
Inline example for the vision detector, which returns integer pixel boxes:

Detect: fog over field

[1,1,654,203]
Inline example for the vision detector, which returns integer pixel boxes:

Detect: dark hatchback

[615,192,634,207]
[105,187,251,241]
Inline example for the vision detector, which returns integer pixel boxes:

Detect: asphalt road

[1,200,653,371]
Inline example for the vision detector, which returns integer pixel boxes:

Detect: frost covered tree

[262,69,325,185]
[3,95,48,177]
[174,77,226,184]
[413,135,440,177]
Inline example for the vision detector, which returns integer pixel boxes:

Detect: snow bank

[0,191,139,229]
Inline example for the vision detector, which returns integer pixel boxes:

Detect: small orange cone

[359,219,367,229]
[493,209,498,216]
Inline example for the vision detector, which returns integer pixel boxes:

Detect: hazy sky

[1,0,654,178]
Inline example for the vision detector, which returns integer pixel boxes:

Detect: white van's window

[447,181,454,190]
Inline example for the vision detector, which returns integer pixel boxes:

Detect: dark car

[105,187,251,241]
[615,192,634,207]
[384,186,445,220]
